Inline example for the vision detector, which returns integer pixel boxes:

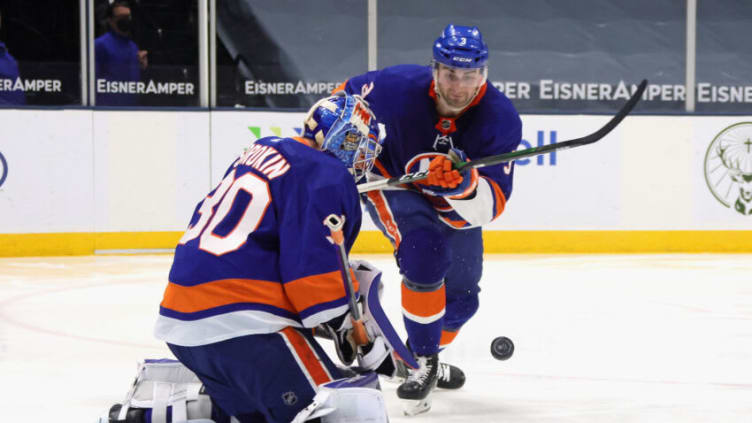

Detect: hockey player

[336,24,523,412]
[154,93,391,422]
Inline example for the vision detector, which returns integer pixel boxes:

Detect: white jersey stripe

[402,307,445,324]
[154,310,301,347]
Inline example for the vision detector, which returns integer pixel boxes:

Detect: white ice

[1,253,751,422]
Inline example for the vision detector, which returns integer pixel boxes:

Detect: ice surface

[1,253,750,422]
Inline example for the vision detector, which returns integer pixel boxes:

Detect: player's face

[435,64,485,109]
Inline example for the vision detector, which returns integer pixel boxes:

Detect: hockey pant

[363,188,483,356]
[168,327,344,423]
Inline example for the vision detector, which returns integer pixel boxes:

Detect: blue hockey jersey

[155,136,362,347]
[339,64,522,228]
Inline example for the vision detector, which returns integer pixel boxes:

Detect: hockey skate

[437,360,466,389]
[394,349,466,390]
[397,353,439,416]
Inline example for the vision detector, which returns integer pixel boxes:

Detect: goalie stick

[323,214,369,346]
[357,79,648,193]
[322,217,422,370]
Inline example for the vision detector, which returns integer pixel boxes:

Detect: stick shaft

[323,214,361,319]
[357,79,648,193]
[323,214,368,346]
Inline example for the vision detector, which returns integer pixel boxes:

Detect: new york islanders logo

[704,122,752,215]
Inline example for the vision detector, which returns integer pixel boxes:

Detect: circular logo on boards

[704,122,752,216]
[0,151,7,188]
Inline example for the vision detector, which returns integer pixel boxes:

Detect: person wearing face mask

[0,8,25,105]
[95,0,148,106]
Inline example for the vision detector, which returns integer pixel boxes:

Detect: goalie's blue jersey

[155,136,362,347]
[339,64,522,229]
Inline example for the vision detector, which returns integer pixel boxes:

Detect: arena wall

[1,109,750,256]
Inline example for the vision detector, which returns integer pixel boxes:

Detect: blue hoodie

[0,41,25,105]
[95,31,140,106]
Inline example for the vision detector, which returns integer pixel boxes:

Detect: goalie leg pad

[291,372,388,423]
[108,359,213,423]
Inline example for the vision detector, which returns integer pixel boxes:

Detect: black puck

[490,336,514,360]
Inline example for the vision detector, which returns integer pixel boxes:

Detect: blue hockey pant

[168,327,342,423]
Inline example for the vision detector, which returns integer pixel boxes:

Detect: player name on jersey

[233,141,290,180]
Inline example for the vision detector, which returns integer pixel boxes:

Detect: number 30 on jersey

[179,169,271,256]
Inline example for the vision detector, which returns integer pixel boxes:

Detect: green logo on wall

[248,126,282,139]
[704,122,752,215]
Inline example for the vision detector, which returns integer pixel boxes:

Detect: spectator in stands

[0,8,25,105]
[95,0,148,106]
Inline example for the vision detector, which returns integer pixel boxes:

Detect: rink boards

[0,109,750,255]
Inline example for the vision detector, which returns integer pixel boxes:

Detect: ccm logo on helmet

[453,57,472,63]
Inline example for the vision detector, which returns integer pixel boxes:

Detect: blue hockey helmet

[433,24,488,69]
[303,93,383,181]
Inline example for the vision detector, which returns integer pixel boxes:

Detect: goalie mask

[303,93,384,181]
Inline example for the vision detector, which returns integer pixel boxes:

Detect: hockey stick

[323,214,369,346]
[357,79,648,193]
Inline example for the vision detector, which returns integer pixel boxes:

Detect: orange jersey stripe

[331,81,347,94]
[372,158,392,178]
[161,279,295,314]
[484,176,507,219]
[401,282,446,318]
[281,327,332,386]
[292,136,314,147]
[440,216,470,228]
[350,269,359,292]
[439,329,459,347]
[366,190,402,248]
[285,270,358,312]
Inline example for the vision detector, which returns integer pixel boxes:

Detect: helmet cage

[303,94,383,181]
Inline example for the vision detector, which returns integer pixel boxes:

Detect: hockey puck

[490,336,514,360]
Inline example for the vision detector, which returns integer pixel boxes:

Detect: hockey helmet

[303,93,383,181]
[432,24,488,69]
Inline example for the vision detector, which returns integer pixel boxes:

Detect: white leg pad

[291,373,388,423]
[113,359,213,423]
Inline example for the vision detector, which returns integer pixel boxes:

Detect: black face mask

[115,16,132,34]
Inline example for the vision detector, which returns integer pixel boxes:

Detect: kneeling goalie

[147,93,402,422]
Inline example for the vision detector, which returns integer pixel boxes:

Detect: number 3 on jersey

[179,169,271,255]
